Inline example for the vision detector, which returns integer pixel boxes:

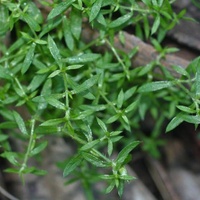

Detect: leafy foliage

[0,0,198,199]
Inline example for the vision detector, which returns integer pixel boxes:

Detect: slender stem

[105,39,130,80]
[20,119,35,174]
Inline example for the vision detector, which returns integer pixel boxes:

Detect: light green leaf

[117,90,124,109]
[172,65,189,77]
[63,154,82,177]
[47,0,75,20]
[0,134,8,142]
[13,111,28,135]
[22,13,41,32]
[21,43,36,74]
[63,16,74,51]
[48,70,61,78]
[108,139,113,156]
[46,97,66,110]
[82,152,107,167]
[48,35,61,63]
[28,74,47,92]
[80,139,100,151]
[0,66,12,80]
[125,99,139,113]
[67,65,84,70]
[116,141,140,163]
[151,14,160,35]
[97,117,107,132]
[138,81,173,93]
[89,0,103,22]
[176,105,195,114]
[70,8,82,40]
[64,53,100,64]
[40,118,65,126]
[72,75,99,94]
[166,115,183,132]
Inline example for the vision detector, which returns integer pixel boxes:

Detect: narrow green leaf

[176,105,195,114]
[72,75,99,94]
[63,16,74,50]
[172,65,189,77]
[151,14,160,35]
[89,0,103,22]
[28,74,47,92]
[0,5,9,36]
[21,43,36,74]
[48,35,61,63]
[40,118,65,127]
[46,97,66,110]
[117,90,124,109]
[82,152,107,167]
[0,134,8,142]
[63,154,82,177]
[80,139,100,151]
[97,118,107,132]
[64,53,100,64]
[13,111,28,135]
[108,140,113,156]
[0,65,12,80]
[47,0,75,20]
[48,70,61,78]
[67,65,84,70]
[30,141,48,156]
[166,115,183,132]
[116,141,140,163]
[107,114,119,124]
[125,99,139,113]
[23,13,41,32]
[138,81,173,93]
[70,8,82,40]
[109,13,133,28]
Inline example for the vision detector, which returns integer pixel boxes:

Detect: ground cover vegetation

[0,0,200,198]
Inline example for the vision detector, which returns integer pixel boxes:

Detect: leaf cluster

[0,0,197,198]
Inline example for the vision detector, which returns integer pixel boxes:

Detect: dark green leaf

[21,43,36,74]
[63,154,82,177]
[30,141,48,156]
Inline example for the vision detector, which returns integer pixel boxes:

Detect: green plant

[0,0,199,198]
